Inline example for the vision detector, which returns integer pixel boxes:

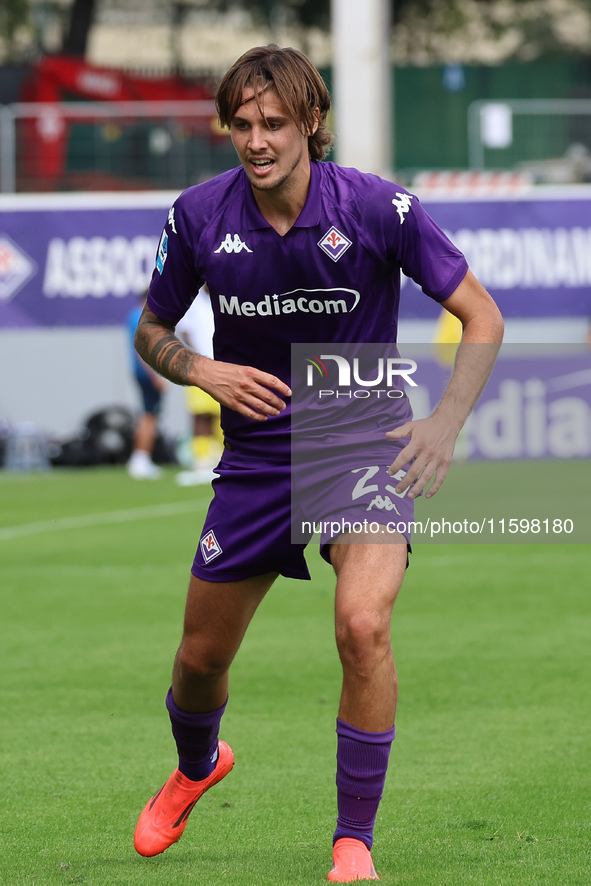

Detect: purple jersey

[147,160,468,451]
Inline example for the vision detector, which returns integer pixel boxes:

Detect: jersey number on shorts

[350,465,409,501]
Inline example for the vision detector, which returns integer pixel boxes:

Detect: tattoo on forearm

[149,334,185,376]
[138,325,195,385]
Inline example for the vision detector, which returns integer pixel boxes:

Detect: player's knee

[176,642,230,683]
[336,609,391,672]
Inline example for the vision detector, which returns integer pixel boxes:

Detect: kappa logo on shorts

[366,494,401,515]
[200,530,223,563]
[318,226,352,262]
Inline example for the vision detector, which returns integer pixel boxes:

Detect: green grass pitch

[0,464,589,885]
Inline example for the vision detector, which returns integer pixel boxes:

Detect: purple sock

[165,687,227,782]
[333,717,396,850]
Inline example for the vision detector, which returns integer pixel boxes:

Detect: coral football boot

[327,837,380,882]
[134,740,234,857]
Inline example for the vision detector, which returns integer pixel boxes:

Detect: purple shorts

[192,440,415,583]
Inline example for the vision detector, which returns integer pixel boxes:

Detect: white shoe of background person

[175,467,216,486]
[127,449,163,480]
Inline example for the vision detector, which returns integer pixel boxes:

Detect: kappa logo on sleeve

[155,231,168,274]
[392,193,413,224]
[200,529,223,563]
[167,206,177,234]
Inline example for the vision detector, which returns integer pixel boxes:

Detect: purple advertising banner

[0,193,172,328]
[403,346,591,461]
[1,190,591,327]
[403,191,591,320]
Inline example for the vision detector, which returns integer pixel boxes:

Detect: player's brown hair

[216,44,333,161]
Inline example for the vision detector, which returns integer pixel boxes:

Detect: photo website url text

[302,517,575,538]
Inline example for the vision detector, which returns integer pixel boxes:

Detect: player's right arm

[134,304,291,422]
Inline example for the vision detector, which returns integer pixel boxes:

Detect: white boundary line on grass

[0,500,203,541]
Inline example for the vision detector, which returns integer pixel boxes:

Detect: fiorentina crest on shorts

[318,226,352,262]
[200,529,223,563]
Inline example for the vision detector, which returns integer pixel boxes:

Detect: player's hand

[385,413,460,499]
[194,356,291,422]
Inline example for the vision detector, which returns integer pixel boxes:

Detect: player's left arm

[387,269,504,498]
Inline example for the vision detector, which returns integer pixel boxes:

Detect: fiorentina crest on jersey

[318,226,352,262]
[200,529,223,563]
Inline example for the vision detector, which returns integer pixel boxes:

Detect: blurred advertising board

[0,193,171,328]
[403,189,591,320]
[403,345,590,462]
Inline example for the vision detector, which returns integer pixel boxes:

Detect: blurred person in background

[433,305,463,366]
[175,286,222,486]
[126,295,166,479]
[433,307,468,461]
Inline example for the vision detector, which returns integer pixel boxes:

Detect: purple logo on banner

[0,235,37,303]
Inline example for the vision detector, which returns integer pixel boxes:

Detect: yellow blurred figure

[433,307,462,366]
[433,307,467,460]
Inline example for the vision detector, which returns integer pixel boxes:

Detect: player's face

[229,87,317,197]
